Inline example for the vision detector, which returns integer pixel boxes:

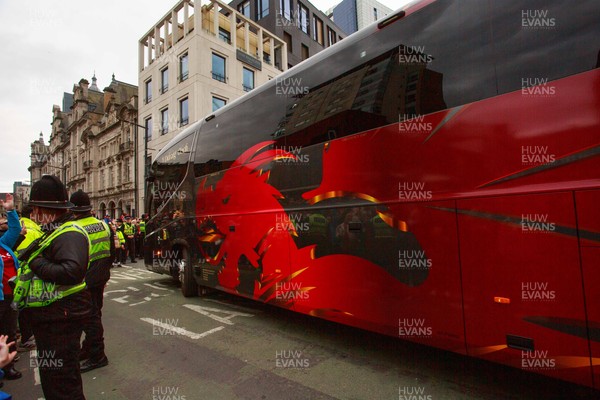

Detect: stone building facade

[29,75,139,218]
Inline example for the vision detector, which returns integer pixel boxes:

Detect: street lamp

[118,117,149,217]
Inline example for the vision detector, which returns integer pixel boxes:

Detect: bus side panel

[576,189,600,390]
[459,192,592,387]
[290,200,465,353]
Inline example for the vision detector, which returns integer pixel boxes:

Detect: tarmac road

[5,261,598,400]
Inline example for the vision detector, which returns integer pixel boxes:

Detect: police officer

[122,216,135,263]
[70,190,113,373]
[15,175,91,400]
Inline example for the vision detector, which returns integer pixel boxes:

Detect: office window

[301,44,309,60]
[280,0,291,20]
[298,3,309,35]
[218,27,231,44]
[238,0,250,17]
[160,68,168,93]
[212,96,226,111]
[179,52,189,82]
[313,16,324,45]
[180,97,189,126]
[161,108,169,134]
[144,79,152,103]
[144,117,152,141]
[212,53,226,83]
[256,0,269,19]
[243,67,254,92]
[327,27,337,46]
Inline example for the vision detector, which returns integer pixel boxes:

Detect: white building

[137,0,288,212]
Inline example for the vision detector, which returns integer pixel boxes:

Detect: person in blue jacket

[0,194,23,382]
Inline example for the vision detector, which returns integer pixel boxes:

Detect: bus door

[459,192,592,387]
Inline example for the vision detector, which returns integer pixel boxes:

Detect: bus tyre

[179,250,197,297]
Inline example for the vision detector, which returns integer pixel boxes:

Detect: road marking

[140,318,224,339]
[112,295,130,303]
[203,298,262,313]
[183,304,254,325]
[31,350,41,386]
[143,283,172,291]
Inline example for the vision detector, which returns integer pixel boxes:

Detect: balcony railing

[119,141,133,153]
[212,72,226,83]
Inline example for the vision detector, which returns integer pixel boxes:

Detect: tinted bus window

[491,0,600,95]
[149,130,196,221]
[194,90,286,176]
[280,0,495,147]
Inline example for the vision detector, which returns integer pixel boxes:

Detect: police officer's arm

[29,231,89,285]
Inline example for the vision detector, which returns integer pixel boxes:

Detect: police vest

[123,222,134,236]
[75,216,111,263]
[116,230,125,245]
[139,221,146,233]
[15,217,44,257]
[12,221,90,309]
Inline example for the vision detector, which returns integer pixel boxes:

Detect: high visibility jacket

[12,221,90,309]
[139,221,146,234]
[16,217,44,257]
[74,216,111,263]
[116,230,125,245]
[123,222,134,236]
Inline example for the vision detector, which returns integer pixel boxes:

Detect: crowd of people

[0,175,145,399]
[101,214,148,267]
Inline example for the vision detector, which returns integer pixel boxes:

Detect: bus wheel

[178,249,197,297]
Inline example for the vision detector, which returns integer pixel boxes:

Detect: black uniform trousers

[31,317,87,400]
[80,284,107,362]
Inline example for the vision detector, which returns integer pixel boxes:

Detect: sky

[0,0,410,192]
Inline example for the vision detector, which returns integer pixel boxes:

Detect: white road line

[140,318,224,339]
[183,304,254,325]
[203,298,262,313]
[112,295,130,303]
[127,286,140,291]
[143,283,172,291]
[31,350,41,385]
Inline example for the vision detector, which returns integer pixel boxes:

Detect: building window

[374,8,378,20]
[313,16,324,45]
[212,96,226,111]
[283,32,293,52]
[212,53,226,83]
[179,52,189,82]
[256,0,269,19]
[144,79,152,103]
[160,68,168,93]
[243,67,254,92]
[161,108,169,134]
[238,0,250,17]
[301,44,309,60]
[218,27,231,44]
[327,27,337,46]
[298,3,309,35]
[144,116,152,141]
[280,0,291,20]
[180,97,189,126]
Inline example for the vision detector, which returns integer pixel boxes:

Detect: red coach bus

[144,0,600,388]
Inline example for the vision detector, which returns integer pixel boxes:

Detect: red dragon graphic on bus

[195,140,431,335]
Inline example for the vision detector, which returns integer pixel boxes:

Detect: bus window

[148,130,196,222]
[491,0,599,94]
[278,0,496,148]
